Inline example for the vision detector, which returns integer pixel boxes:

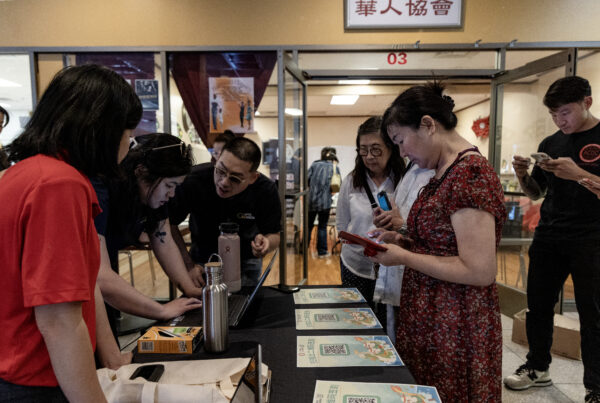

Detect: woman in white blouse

[336,116,406,329]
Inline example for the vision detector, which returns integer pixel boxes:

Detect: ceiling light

[330,95,359,105]
[0,78,21,88]
[0,102,11,108]
[255,111,261,116]
[338,80,370,85]
[285,108,302,116]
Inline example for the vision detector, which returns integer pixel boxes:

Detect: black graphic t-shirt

[531,122,600,241]
[169,165,281,265]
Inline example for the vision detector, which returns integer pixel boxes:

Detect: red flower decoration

[472,116,490,138]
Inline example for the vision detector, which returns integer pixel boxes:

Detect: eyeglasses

[357,146,383,157]
[214,165,246,185]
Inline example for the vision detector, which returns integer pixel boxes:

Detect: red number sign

[386,52,408,65]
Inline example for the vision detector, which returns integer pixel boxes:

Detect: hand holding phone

[531,152,552,163]
[339,231,387,257]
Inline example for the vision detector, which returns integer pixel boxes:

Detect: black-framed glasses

[214,165,246,185]
[357,146,383,157]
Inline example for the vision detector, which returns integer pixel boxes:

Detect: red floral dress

[396,154,506,402]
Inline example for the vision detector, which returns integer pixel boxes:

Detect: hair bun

[442,95,455,109]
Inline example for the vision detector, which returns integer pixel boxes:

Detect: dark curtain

[170,52,276,147]
[76,53,158,135]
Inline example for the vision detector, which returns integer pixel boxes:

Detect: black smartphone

[377,191,391,211]
[129,364,165,382]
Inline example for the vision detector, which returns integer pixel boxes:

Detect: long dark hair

[351,116,405,191]
[112,133,193,242]
[7,64,142,178]
[382,81,458,135]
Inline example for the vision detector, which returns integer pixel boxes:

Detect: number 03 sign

[345,0,463,29]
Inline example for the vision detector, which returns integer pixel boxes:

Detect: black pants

[340,258,387,331]
[308,209,331,255]
[0,378,68,403]
[525,238,600,391]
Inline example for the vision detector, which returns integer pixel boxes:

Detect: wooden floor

[118,231,574,301]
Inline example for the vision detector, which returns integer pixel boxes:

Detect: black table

[133,286,415,402]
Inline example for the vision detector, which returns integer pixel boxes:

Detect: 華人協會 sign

[345,0,462,29]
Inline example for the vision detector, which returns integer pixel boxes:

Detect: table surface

[133,286,415,402]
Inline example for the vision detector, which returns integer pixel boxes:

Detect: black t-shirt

[91,177,168,272]
[169,164,281,265]
[531,122,600,241]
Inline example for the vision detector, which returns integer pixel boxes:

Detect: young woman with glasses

[335,116,406,329]
[0,64,141,402]
[92,133,203,343]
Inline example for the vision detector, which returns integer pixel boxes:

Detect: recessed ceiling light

[338,80,370,85]
[285,108,302,116]
[331,95,359,105]
[255,110,261,116]
[0,78,21,88]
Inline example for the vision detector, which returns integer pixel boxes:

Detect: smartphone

[377,191,391,211]
[338,231,387,257]
[129,364,165,382]
[531,152,551,163]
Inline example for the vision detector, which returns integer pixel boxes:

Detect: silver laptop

[228,250,278,327]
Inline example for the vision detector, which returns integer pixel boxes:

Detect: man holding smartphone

[506,76,600,403]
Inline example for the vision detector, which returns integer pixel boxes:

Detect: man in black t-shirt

[504,76,600,402]
[170,137,281,287]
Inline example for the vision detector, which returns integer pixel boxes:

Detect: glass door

[491,49,574,313]
[277,51,308,289]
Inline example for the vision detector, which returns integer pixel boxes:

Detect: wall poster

[208,77,254,133]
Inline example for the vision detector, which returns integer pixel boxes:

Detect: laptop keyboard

[228,294,247,325]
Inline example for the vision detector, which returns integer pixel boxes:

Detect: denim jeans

[0,378,68,403]
[525,238,600,390]
[308,209,331,255]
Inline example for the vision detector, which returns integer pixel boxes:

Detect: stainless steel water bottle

[202,254,229,353]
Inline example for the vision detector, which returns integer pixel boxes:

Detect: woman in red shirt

[0,64,141,402]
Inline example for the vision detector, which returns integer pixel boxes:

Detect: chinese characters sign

[345,0,462,29]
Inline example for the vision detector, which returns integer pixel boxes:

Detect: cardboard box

[138,326,203,354]
[511,309,581,360]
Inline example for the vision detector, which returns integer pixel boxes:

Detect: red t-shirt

[0,155,101,386]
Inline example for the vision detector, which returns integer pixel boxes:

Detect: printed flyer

[295,308,382,330]
[293,288,366,304]
[297,335,403,367]
[312,380,442,403]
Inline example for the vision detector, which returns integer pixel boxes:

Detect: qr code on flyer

[314,313,338,322]
[345,397,379,403]
[320,343,349,355]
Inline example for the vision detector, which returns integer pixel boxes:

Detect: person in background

[170,137,281,287]
[210,129,236,165]
[505,76,600,403]
[370,82,506,402]
[336,116,406,329]
[0,105,9,169]
[0,64,141,402]
[92,133,203,342]
[307,146,340,257]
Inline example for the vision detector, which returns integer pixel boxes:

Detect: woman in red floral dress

[371,83,506,402]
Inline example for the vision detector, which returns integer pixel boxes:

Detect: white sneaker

[503,363,552,390]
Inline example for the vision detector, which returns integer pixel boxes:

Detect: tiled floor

[501,314,585,402]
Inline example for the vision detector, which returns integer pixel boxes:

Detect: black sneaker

[503,363,552,390]
[586,389,600,403]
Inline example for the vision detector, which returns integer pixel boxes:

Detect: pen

[158,328,183,338]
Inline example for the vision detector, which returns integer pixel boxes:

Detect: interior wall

[1,0,600,47]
